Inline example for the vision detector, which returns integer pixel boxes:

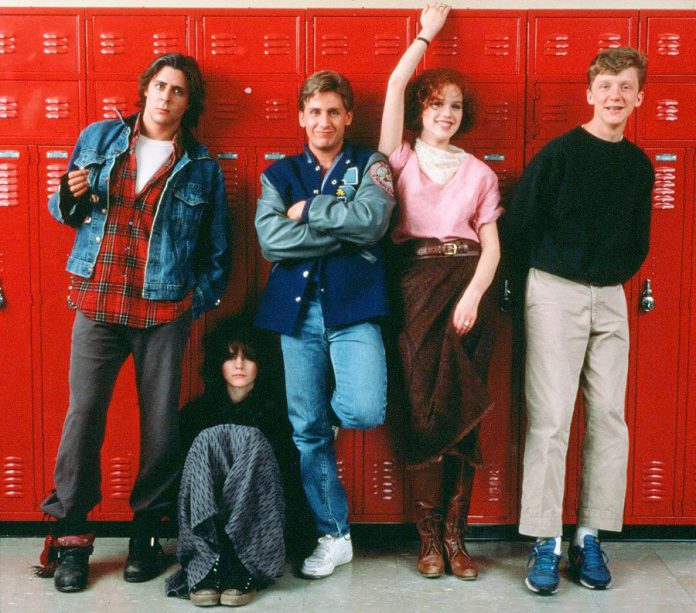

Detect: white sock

[537,536,562,555]
[574,526,598,548]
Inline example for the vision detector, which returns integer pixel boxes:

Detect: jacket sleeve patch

[369,160,394,196]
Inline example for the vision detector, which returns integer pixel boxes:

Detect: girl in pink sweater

[379,2,503,581]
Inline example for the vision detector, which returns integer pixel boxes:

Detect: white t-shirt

[135,135,174,194]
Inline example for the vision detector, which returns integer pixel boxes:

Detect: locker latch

[640,279,655,313]
[0,283,5,309]
[500,279,513,312]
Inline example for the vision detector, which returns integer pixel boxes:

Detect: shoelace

[528,542,559,575]
[312,536,337,561]
[583,539,609,571]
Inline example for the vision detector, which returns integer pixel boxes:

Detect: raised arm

[378,2,451,157]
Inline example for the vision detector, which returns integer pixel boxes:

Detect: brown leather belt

[405,238,481,259]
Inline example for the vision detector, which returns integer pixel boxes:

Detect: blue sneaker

[569,535,612,589]
[525,538,561,595]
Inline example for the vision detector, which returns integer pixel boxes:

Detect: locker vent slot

[480,101,511,124]
[370,459,396,501]
[657,33,680,56]
[373,35,401,56]
[99,32,126,56]
[597,33,622,50]
[540,100,569,123]
[46,162,69,198]
[432,36,459,56]
[543,34,569,57]
[44,97,71,120]
[152,32,180,56]
[484,35,511,57]
[264,33,291,56]
[640,460,667,502]
[210,34,241,56]
[107,456,133,499]
[653,165,676,210]
[42,32,69,55]
[0,96,18,119]
[656,99,679,122]
[336,458,346,485]
[486,466,503,502]
[0,163,19,207]
[1,456,25,498]
[213,99,241,121]
[320,34,348,56]
[100,96,128,120]
[265,98,290,121]
[0,32,16,54]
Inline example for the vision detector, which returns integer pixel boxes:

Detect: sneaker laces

[310,536,339,562]
[583,538,609,572]
[527,540,559,575]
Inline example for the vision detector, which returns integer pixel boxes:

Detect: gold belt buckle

[442,242,458,255]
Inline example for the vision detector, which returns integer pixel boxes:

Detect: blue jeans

[281,295,387,537]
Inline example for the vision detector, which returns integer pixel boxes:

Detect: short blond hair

[587,46,647,90]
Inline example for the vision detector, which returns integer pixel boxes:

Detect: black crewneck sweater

[502,126,654,286]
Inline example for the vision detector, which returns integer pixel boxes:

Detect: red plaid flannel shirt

[70,120,192,328]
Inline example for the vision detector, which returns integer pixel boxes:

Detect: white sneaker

[301,534,353,578]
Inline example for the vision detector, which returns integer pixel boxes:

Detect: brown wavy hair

[405,68,476,136]
[587,46,648,90]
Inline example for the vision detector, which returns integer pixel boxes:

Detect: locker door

[309,13,412,76]
[631,149,687,519]
[203,80,299,141]
[88,13,190,76]
[37,146,78,506]
[344,80,386,147]
[529,81,589,143]
[640,83,696,142]
[472,148,522,203]
[199,14,303,78]
[0,14,81,77]
[643,15,696,76]
[530,14,636,77]
[0,81,81,141]
[205,147,250,325]
[424,12,523,78]
[0,146,36,516]
[89,80,139,124]
[465,83,523,143]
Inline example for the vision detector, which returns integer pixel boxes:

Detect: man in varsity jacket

[255,70,395,580]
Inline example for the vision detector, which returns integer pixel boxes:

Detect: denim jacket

[49,114,230,318]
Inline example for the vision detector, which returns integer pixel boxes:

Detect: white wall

[0,1,694,9]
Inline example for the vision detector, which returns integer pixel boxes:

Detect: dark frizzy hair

[405,68,476,136]
[201,313,282,396]
[137,52,206,129]
[299,69,355,111]
[587,46,648,90]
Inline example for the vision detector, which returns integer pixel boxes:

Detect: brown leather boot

[443,463,478,580]
[415,501,445,578]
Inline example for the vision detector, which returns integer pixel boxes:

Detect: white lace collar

[414,138,469,185]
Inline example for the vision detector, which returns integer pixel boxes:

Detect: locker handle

[499,279,512,312]
[640,279,655,313]
[0,282,5,309]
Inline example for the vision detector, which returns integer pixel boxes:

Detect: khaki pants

[519,268,629,537]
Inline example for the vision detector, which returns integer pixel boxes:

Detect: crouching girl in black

[166,315,308,607]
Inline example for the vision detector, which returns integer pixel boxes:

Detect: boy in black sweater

[501,47,654,595]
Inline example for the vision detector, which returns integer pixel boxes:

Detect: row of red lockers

[1,8,695,525]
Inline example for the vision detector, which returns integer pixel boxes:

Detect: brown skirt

[394,255,497,469]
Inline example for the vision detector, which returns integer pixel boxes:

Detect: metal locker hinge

[499,279,513,312]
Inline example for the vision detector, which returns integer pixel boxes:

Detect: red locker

[463,82,522,143]
[89,80,140,123]
[203,80,300,141]
[528,81,589,143]
[639,83,696,142]
[0,146,36,516]
[530,12,638,77]
[642,13,696,76]
[0,13,81,77]
[198,13,303,79]
[0,81,81,142]
[87,12,190,76]
[424,12,524,78]
[630,148,688,519]
[308,12,412,76]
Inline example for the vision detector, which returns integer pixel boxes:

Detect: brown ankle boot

[414,502,445,578]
